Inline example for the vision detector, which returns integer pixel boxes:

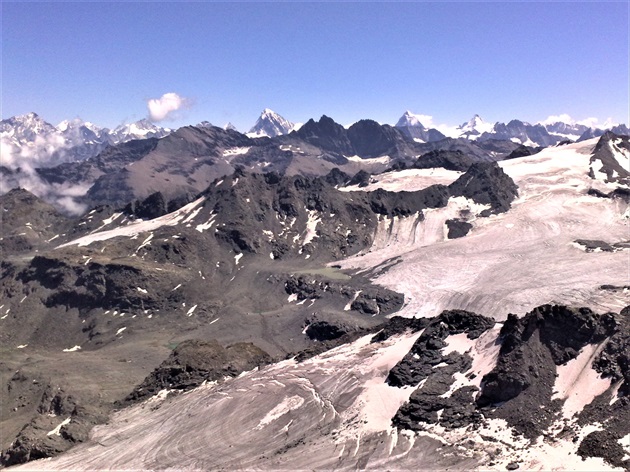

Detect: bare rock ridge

[386,305,630,469]
[123,340,273,404]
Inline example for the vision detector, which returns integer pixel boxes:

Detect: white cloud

[413,114,435,128]
[0,136,89,215]
[576,117,618,129]
[539,114,618,129]
[147,92,189,122]
[539,114,575,126]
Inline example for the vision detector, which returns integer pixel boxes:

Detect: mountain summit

[395,110,428,128]
[247,109,296,137]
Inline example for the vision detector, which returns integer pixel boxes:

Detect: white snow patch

[552,342,612,418]
[195,214,216,233]
[440,326,502,398]
[255,395,305,430]
[62,345,81,352]
[344,290,362,311]
[441,332,476,355]
[116,327,127,336]
[610,139,630,170]
[171,284,182,291]
[287,293,298,303]
[137,287,148,294]
[187,305,198,316]
[16,344,27,349]
[59,197,206,248]
[223,147,250,157]
[303,210,321,246]
[340,167,461,193]
[234,253,243,265]
[47,417,71,436]
[344,154,391,165]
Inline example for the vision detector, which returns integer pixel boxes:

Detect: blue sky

[2,1,628,131]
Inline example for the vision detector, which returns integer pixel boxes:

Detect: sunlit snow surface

[57,196,206,248]
[339,139,629,319]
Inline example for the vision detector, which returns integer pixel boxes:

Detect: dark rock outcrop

[448,161,519,215]
[415,149,475,171]
[123,339,272,404]
[445,219,473,239]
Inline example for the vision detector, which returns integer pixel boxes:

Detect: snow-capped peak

[395,111,427,129]
[457,114,494,138]
[111,120,170,141]
[247,109,295,138]
[0,112,57,143]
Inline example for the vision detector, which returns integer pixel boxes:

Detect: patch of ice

[303,210,321,246]
[344,154,391,165]
[223,147,250,157]
[344,290,362,311]
[195,214,217,233]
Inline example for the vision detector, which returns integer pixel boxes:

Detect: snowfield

[338,139,629,319]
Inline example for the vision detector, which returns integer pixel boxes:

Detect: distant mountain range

[2,110,627,165]
[1,109,628,215]
[0,112,171,166]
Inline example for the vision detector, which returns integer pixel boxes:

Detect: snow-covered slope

[338,138,629,319]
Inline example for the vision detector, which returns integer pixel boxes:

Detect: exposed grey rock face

[383,304,630,470]
[415,149,475,171]
[447,161,519,215]
[588,131,630,185]
[123,340,272,404]
[479,120,561,147]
